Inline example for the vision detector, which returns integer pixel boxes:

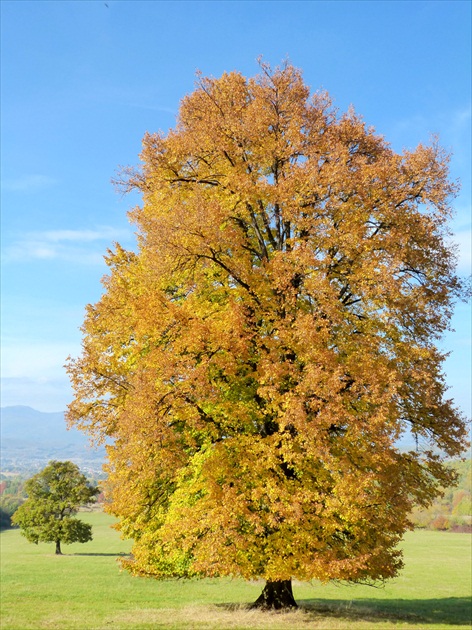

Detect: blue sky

[1,0,471,415]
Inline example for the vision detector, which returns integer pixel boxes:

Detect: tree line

[410,458,471,531]
[4,458,469,533]
[0,466,103,531]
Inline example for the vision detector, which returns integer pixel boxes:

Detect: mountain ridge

[0,405,105,474]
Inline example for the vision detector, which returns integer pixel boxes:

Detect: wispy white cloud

[0,338,78,411]
[39,228,123,242]
[2,226,135,264]
[2,174,58,192]
[82,83,177,115]
[0,376,73,413]
[452,106,472,127]
[1,340,80,380]
[449,203,472,276]
[391,105,471,141]
[388,106,471,179]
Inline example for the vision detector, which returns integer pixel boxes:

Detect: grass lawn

[1,511,470,629]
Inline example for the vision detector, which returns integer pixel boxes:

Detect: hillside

[0,406,105,474]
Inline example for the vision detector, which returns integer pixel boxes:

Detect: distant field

[1,511,470,629]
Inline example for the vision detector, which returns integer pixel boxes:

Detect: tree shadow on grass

[297,597,472,626]
[219,597,471,626]
[71,552,130,557]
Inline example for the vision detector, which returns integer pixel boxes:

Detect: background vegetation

[0,476,25,529]
[2,458,469,531]
[410,458,471,531]
[1,510,470,629]
[0,473,104,529]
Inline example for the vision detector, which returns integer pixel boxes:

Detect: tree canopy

[66,62,469,608]
[12,460,99,554]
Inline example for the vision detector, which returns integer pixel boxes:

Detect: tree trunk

[251,579,297,610]
[55,540,62,555]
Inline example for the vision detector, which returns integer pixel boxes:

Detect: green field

[1,511,470,629]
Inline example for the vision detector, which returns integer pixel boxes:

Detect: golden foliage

[66,62,469,584]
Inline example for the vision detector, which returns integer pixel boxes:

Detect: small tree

[12,461,99,554]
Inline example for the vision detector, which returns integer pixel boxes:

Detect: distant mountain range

[0,406,106,475]
[2,405,454,477]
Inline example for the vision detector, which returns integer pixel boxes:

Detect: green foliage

[0,497,23,529]
[11,461,99,552]
[0,476,27,529]
[0,476,27,499]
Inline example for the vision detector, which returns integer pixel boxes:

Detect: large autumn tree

[67,63,469,608]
